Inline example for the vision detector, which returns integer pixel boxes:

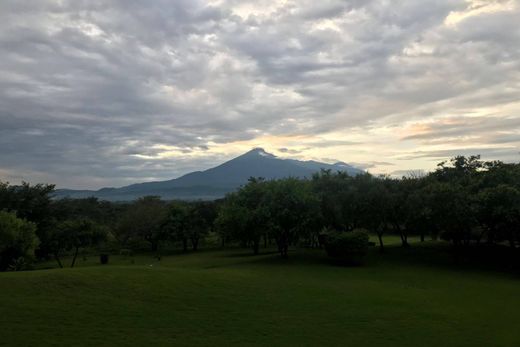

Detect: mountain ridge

[54,148,363,201]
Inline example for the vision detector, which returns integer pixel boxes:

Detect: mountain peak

[55,147,363,201]
[244,147,275,158]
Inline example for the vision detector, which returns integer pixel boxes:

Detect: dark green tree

[52,219,106,268]
[116,196,168,251]
[0,211,38,271]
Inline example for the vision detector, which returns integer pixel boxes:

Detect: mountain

[54,148,363,201]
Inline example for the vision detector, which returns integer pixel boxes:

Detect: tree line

[1,155,519,270]
[217,155,520,257]
[0,183,218,270]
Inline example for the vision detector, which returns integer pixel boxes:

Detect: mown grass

[1,240,519,347]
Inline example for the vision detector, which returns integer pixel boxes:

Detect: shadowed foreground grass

[1,242,519,346]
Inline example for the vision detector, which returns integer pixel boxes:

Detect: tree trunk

[151,240,158,252]
[253,239,260,255]
[182,238,188,252]
[377,231,385,252]
[420,232,425,242]
[191,237,199,251]
[70,247,79,268]
[54,253,63,268]
[400,232,409,247]
[404,235,409,247]
[277,233,289,258]
[394,223,409,248]
[263,234,268,248]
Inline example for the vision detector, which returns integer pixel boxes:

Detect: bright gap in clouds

[0,0,519,188]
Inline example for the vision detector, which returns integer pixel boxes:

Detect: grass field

[1,240,519,346]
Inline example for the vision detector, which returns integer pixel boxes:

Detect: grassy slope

[1,241,519,347]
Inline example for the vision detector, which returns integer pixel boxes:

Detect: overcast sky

[1,0,519,189]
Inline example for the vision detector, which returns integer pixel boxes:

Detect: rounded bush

[324,230,370,265]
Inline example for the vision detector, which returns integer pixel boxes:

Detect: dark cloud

[0,0,519,188]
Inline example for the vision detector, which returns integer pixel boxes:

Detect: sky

[1,0,519,189]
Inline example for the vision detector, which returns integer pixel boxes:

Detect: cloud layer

[1,0,519,188]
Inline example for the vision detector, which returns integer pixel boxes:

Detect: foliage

[263,178,321,257]
[0,181,55,258]
[185,201,217,251]
[2,154,520,265]
[0,211,38,271]
[216,178,271,254]
[115,196,168,252]
[163,201,191,251]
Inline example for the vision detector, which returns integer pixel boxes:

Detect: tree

[0,211,38,271]
[263,178,319,258]
[0,181,55,258]
[51,197,119,227]
[216,178,271,255]
[405,187,434,242]
[427,182,476,247]
[476,184,520,248]
[358,175,389,251]
[164,201,190,251]
[185,201,216,251]
[312,170,352,232]
[116,196,168,251]
[50,219,106,268]
[434,155,483,184]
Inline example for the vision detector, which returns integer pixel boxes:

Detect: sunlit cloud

[445,0,517,26]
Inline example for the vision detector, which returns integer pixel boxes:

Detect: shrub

[324,230,370,265]
[7,257,32,271]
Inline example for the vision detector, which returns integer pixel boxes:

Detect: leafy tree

[185,201,216,251]
[164,201,190,251]
[427,182,476,247]
[116,196,168,251]
[477,185,520,247]
[0,181,55,258]
[51,219,106,268]
[0,211,38,271]
[263,178,319,258]
[312,170,353,232]
[352,174,389,251]
[405,187,434,242]
[434,155,483,184]
[51,197,119,227]
[216,178,271,254]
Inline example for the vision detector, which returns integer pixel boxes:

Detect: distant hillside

[54,148,363,201]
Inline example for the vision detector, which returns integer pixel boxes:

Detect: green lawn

[1,242,519,346]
